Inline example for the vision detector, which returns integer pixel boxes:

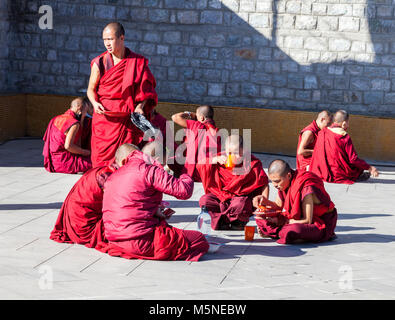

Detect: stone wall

[2,0,395,117]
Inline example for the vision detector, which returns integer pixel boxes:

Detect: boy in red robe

[43,97,92,174]
[254,159,337,244]
[197,135,269,230]
[87,22,158,167]
[99,144,209,261]
[171,105,220,181]
[296,110,332,171]
[310,110,379,184]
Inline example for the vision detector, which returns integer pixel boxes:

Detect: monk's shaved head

[103,22,125,38]
[317,110,331,121]
[315,109,332,129]
[333,110,349,124]
[70,97,84,108]
[197,105,214,119]
[115,143,139,166]
[226,134,243,149]
[268,159,291,177]
[141,141,167,165]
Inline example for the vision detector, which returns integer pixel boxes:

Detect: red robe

[256,170,337,244]
[197,153,269,229]
[296,120,320,171]
[43,109,92,174]
[179,119,220,182]
[90,48,158,167]
[50,164,117,249]
[310,126,370,184]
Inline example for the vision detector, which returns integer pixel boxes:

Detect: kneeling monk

[310,110,379,184]
[100,144,209,261]
[49,145,132,248]
[254,159,337,244]
[197,135,269,230]
[43,97,92,174]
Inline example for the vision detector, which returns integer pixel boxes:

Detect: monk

[99,144,209,261]
[87,21,158,167]
[80,97,93,150]
[253,159,337,244]
[171,105,220,181]
[296,110,332,171]
[310,110,379,184]
[49,146,129,249]
[197,135,269,230]
[43,97,92,174]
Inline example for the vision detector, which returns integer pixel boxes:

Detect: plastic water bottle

[197,206,211,236]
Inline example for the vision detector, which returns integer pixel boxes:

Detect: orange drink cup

[244,226,255,241]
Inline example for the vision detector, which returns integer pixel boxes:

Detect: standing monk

[254,160,337,244]
[296,110,332,171]
[43,97,92,174]
[87,22,158,167]
[197,135,269,230]
[310,110,379,184]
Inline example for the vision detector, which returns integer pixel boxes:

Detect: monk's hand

[93,102,105,114]
[135,101,147,115]
[212,155,227,165]
[252,195,263,208]
[369,166,379,177]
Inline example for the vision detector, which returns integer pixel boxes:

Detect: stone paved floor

[0,138,395,299]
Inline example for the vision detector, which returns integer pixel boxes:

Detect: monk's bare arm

[87,63,105,114]
[297,131,314,156]
[64,124,91,156]
[253,191,281,210]
[289,193,314,224]
[171,112,196,128]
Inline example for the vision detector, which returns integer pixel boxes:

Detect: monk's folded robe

[256,170,337,244]
[178,118,220,182]
[296,120,320,171]
[43,109,92,174]
[90,48,158,167]
[99,150,209,261]
[197,153,268,230]
[310,125,370,184]
[50,163,117,249]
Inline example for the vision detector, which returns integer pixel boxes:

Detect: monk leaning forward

[100,144,209,261]
[43,97,92,174]
[254,160,337,244]
[310,110,379,184]
[197,135,269,230]
[296,110,332,171]
[87,22,158,167]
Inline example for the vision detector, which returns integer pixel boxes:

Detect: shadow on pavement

[0,202,63,210]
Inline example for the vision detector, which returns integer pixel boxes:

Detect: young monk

[296,110,332,171]
[197,135,269,230]
[43,97,92,174]
[253,159,337,244]
[171,105,220,181]
[99,144,209,261]
[49,146,127,249]
[310,110,379,184]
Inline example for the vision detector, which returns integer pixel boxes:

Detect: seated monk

[171,105,220,181]
[310,110,379,184]
[49,144,133,249]
[80,97,93,150]
[254,159,337,244]
[296,110,332,171]
[99,144,209,261]
[197,135,269,230]
[43,97,92,174]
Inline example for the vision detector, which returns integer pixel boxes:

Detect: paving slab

[0,138,395,299]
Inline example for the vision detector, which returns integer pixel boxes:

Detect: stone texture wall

[2,0,395,117]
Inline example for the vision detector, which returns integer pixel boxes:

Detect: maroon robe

[296,120,320,171]
[90,48,158,167]
[256,170,337,244]
[197,153,268,230]
[43,109,92,174]
[310,126,370,184]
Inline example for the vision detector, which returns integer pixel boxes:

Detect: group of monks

[42,22,379,262]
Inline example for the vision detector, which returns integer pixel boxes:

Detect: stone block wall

[2,0,395,117]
